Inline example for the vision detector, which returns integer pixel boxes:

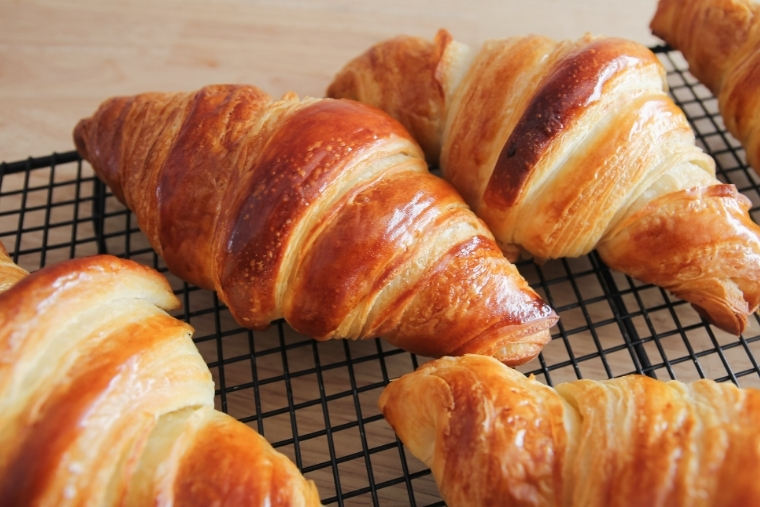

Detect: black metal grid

[2,46,760,506]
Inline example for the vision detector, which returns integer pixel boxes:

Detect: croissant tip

[280,90,299,102]
[73,118,90,161]
[433,28,453,45]
[691,302,748,336]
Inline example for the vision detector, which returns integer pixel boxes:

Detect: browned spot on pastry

[484,38,658,209]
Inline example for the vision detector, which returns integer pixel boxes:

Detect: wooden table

[1,0,659,163]
[5,2,755,506]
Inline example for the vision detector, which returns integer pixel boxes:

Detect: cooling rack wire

[2,46,759,506]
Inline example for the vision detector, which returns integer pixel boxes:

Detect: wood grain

[1,0,659,163]
[5,2,749,505]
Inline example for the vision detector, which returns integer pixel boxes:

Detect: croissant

[379,354,760,507]
[72,85,558,365]
[327,30,760,335]
[0,242,27,293]
[0,253,321,506]
[651,0,760,172]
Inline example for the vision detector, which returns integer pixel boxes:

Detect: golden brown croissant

[0,253,321,506]
[379,354,760,507]
[328,30,760,335]
[651,0,760,172]
[72,85,558,365]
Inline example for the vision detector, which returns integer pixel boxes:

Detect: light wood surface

[6,2,757,505]
[1,0,660,163]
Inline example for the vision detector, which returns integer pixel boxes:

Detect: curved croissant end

[0,243,28,293]
[651,0,760,173]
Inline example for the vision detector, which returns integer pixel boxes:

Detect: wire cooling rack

[2,46,760,506]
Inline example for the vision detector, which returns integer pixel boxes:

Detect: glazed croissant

[328,30,760,335]
[73,85,558,365]
[379,354,760,507]
[0,253,321,506]
[651,0,760,172]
